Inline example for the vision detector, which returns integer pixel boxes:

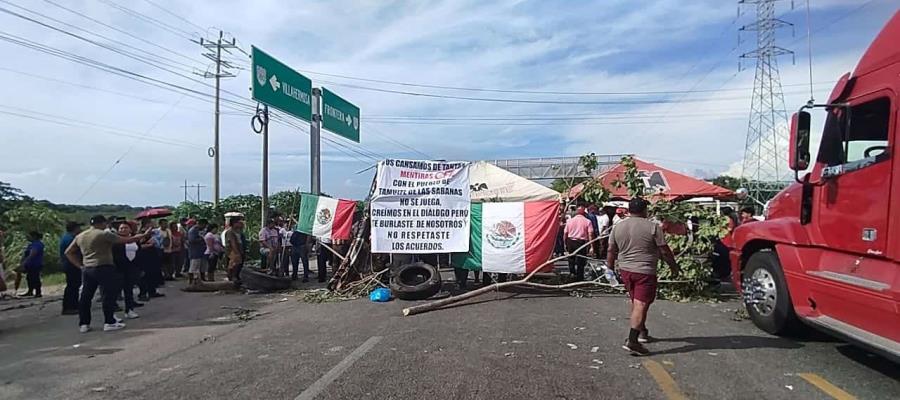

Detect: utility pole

[738,0,794,208]
[181,180,189,203]
[311,88,322,195]
[194,183,207,203]
[196,31,237,209]
[261,105,269,227]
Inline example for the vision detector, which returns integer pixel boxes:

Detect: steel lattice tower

[739,0,794,207]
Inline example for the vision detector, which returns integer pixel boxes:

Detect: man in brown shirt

[66,215,149,333]
[607,198,680,356]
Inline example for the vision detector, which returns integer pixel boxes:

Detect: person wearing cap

[607,198,681,356]
[65,215,151,333]
[564,206,594,281]
[60,221,83,315]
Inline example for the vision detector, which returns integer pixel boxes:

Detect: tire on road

[240,267,292,292]
[743,250,802,335]
[390,262,442,300]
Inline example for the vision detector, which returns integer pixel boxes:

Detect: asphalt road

[0,281,897,400]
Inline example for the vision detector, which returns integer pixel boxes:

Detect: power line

[300,70,827,96]
[366,123,434,159]
[0,0,204,72]
[0,5,197,75]
[0,104,204,149]
[75,92,191,202]
[42,0,202,67]
[142,0,206,32]
[367,117,744,127]
[318,79,778,106]
[97,0,195,39]
[0,32,388,167]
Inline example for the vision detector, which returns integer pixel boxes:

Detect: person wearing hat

[60,221,83,315]
[564,206,595,281]
[65,215,151,333]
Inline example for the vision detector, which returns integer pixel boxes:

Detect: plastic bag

[369,287,392,302]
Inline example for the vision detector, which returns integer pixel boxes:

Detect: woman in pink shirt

[204,224,224,282]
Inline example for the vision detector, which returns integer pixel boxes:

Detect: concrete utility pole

[196,31,237,208]
[311,88,322,195]
[261,105,270,227]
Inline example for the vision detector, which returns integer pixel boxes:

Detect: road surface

[0,282,897,400]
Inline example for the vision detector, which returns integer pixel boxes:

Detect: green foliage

[575,153,610,205]
[270,190,302,219]
[708,175,748,192]
[612,155,646,197]
[611,157,729,301]
[1,202,65,273]
[0,181,25,216]
[2,203,64,236]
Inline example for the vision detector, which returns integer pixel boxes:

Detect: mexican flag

[296,194,355,240]
[453,201,560,273]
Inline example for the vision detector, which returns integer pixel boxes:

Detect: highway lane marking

[798,373,857,400]
[643,360,689,400]
[294,336,383,400]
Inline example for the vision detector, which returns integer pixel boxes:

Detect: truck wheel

[390,262,442,301]
[742,250,801,335]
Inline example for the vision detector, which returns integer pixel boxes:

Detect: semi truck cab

[729,11,900,361]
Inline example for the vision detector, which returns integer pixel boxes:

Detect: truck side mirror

[789,111,811,171]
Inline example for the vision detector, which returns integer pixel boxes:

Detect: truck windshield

[816,97,891,167]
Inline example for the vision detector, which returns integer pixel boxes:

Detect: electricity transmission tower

[738,0,794,208]
[195,31,238,209]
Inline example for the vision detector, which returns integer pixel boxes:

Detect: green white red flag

[296,194,355,240]
[453,201,560,273]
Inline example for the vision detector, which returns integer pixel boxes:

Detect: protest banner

[371,159,471,253]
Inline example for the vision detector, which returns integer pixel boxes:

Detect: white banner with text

[371,159,471,253]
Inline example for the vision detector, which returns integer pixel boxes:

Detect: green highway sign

[251,46,312,122]
[321,87,360,143]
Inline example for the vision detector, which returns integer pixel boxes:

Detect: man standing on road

[224,216,245,284]
[187,219,208,286]
[564,206,594,281]
[60,221,82,314]
[65,215,150,333]
[607,198,681,356]
[289,228,311,282]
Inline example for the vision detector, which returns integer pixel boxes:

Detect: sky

[0,0,895,206]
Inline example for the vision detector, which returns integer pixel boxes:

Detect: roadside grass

[41,272,66,287]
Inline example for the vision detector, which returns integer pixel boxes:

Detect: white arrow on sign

[345,114,352,126]
[269,75,281,92]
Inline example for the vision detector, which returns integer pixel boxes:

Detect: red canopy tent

[569,158,733,201]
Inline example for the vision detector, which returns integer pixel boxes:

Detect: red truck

[730,11,899,361]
